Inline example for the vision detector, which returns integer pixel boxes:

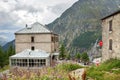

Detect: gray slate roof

[101,9,120,20]
[10,49,50,59]
[15,22,51,34]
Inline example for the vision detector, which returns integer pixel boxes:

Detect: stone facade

[102,10,120,61]
[10,22,59,68]
[15,33,59,53]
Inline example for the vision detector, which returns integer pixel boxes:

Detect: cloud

[0,0,78,41]
[0,30,17,33]
[0,35,8,40]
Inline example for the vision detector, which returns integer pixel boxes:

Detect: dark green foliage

[0,45,15,68]
[59,44,66,60]
[0,46,5,68]
[66,53,71,60]
[47,0,119,53]
[81,52,89,62]
[57,63,83,72]
[7,45,15,57]
[87,59,120,80]
[97,59,120,71]
[75,53,81,60]
[72,31,100,49]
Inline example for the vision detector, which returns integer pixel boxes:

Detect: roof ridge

[15,22,53,34]
[101,9,120,20]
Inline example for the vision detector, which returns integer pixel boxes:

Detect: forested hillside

[47,0,120,53]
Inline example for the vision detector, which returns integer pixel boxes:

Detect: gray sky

[0,0,78,41]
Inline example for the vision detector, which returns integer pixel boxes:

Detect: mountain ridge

[47,0,120,53]
[3,0,120,53]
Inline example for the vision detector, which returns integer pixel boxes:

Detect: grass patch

[97,59,120,71]
[87,59,120,80]
[56,63,83,72]
[2,63,82,80]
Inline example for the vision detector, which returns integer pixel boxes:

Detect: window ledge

[109,50,113,53]
[109,31,112,33]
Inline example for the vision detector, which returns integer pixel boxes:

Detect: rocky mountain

[0,38,7,46]
[2,40,15,51]
[47,0,120,53]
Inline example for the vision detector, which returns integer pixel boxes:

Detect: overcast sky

[0,0,78,42]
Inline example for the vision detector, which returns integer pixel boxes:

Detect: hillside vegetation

[72,31,101,49]
[47,0,120,53]
[1,63,83,80]
[87,59,120,80]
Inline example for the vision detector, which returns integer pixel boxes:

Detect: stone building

[15,22,58,53]
[101,10,120,61]
[10,22,59,69]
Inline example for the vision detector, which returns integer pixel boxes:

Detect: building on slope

[9,22,59,69]
[101,10,120,62]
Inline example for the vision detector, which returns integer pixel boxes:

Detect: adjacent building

[10,22,59,69]
[101,10,120,61]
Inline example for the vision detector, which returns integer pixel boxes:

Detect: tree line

[0,45,15,68]
[59,44,89,64]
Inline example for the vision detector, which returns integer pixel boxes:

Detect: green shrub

[56,63,83,72]
[103,73,120,80]
[97,59,120,71]
[40,76,51,80]
[87,59,120,80]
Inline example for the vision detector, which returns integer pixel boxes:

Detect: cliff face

[47,0,120,53]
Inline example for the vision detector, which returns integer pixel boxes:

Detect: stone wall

[102,13,120,61]
[15,33,59,53]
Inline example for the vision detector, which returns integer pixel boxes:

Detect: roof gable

[15,22,51,34]
[101,10,120,20]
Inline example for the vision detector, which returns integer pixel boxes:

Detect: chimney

[26,24,28,28]
[29,52,31,55]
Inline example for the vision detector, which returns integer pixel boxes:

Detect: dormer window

[31,36,34,42]
[109,20,112,31]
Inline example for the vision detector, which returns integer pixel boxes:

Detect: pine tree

[75,53,81,60]
[81,52,89,63]
[0,46,5,68]
[5,45,15,65]
[66,53,71,60]
[59,44,66,60]
[7,45,15,57]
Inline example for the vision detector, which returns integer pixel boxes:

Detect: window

[51,37,54,42]
[31,36,34,42]
[29,59,46,67]
[40,59,46,66]
[109,20,112,31]
[31,46,35,50]
[109,39,112,50]
[54,49,56,51]
[56,37,58,42]
[11,59,16,66]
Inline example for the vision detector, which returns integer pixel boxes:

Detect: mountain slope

[0,38,7,46]
[47,0,120,53]
[2,40,15,51]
